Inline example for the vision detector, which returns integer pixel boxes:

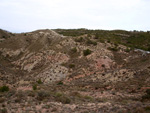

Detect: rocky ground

[0,29,150,113]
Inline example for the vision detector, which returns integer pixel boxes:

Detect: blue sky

[0,0,150,33]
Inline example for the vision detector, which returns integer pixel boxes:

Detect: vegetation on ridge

[55,29,150,51]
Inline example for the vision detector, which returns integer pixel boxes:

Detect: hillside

[0,28,150,113]
[54,29,150,51]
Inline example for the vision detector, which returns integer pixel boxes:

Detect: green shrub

[86,39,97,45]
[101,64,105,67]
[15,90,24,103]
[99,38,105,43]
[144,106,150,111]
[37,79,42,84]
[70,91,82,98]
[94,33,99,39]
[32,85,37,90]
[57,81,63,85]
[146,89,150,95]
[83,49,92,56]
[107,40,110,43]
[114,43,118,47]
[142,89,150,100]
[108,47,118,51]
[0,98,5,103]
[87,34,91,37]
[125,48,130,52]
[142,94,150,100]
[69,64,75,68]
[71,47,77,53]
[0,86,9,92]
[147,47,150,51]
[2,36,6,38]
[0,108,7,113]
[56,96,71,104]
[75,37,83,42]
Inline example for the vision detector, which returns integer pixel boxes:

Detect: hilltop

[0,28,150,113]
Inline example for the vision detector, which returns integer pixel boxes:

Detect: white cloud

[0,0,150,32]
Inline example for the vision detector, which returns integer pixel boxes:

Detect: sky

[0,0,150,33]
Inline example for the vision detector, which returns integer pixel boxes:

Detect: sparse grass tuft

[54,92,71,104]
[37,90,50,101]
[84,95,93,101]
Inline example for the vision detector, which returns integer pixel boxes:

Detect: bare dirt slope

[0,29,150,113]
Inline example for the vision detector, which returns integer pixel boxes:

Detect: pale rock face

[96,69,135,83]
[0,48,24,57]
[94,57,114,70]
[23,60,39,72]
[37,64,69,83]
[13,50,69,72]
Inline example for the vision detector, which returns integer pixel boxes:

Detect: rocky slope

[0,29,150,113]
